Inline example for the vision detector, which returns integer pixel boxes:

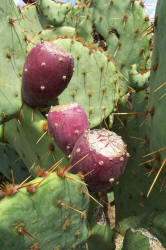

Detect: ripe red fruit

[70,129,129,192]
[47,103,89,155]
[22,41,74,107]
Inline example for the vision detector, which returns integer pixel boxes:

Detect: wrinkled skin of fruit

[70,129,129,192]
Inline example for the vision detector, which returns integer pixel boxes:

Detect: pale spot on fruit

[62,75,67,80]
[40,85,45,90]
[99,161,104,166]
[109,178,114,183]
[41,62,46,67]
[76,148,80,153]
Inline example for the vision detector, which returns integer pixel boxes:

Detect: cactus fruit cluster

[1,0,166,249]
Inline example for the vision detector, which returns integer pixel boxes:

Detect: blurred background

[14,0,157,19]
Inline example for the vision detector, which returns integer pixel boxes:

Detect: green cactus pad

[4,104,67,173]
[0,171,89,249]
[78,0,151,94]
[148,0,166,165]
[150,211,166,247]
[111,89,166,248]
[55,38,120,128]
[64,2,94,43]
[122,228,164,250]
[19,4,45,40]
[128,63,150,91]
[0,0,26,123]
[35,0,72,27]
[0,125,3,141]
[87,220,115,250]
[28,26,76,45]
[56,38,119,128]
[0,0,47,124]
[91,0,151,67]
[122,229,150,250]
[86,198,115,250]
[0,142,29,183]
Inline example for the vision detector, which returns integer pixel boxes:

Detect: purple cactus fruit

[47,103,89,155]
[70,129,129,192]
[22,41,74,107]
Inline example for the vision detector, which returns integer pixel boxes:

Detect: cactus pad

[0,171,89,249]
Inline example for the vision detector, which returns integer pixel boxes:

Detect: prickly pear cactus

[4,104,67,173]
[0,0,162,249]
[112,89,166,248]
[96,0,166,247]
[86,199,115,250]
[122,228,164,250]
[54,38,119,128]
[35,0,72,27]
[0,124,4,142]
[0,0,46,124]
[28,35,119,128]
[0,171,89,249]
[64,1,94,43]
[89,0,151,73]
[67,0,152,94]
[0,0,26,123]
[0,142,29,183]
[128,56,151,91]
[30,0,152,95]
[147,0,166,180]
